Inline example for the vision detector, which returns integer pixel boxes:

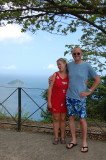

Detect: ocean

[0,75,49,121]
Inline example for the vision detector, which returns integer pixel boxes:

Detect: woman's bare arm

[47,73,56,108]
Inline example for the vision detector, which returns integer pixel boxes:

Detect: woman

[47,58,68,145]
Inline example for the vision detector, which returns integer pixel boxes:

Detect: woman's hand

[47,102,52,109]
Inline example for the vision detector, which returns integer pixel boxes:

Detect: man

[66,47,100,152]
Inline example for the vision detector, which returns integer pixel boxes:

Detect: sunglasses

[72,52,81,55]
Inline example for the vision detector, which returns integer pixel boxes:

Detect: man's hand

[48,75,53,84]
[80,91,92,98]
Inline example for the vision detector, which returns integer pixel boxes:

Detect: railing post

[18,87,21,131]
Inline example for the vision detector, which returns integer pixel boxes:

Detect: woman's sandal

[81,146,88,153]
[66,143,78,149]
[53,138,59,145]
[60,138,66,144]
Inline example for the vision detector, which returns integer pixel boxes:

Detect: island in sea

[8,79,24,85]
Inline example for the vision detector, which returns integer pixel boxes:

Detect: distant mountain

[8,79,24,85]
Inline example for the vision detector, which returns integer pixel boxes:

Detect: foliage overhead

[0,0,105,33]
[0,0,106,72]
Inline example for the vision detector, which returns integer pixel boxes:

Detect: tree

[0,0,106,72]
[0,0,105,33]
[87,76,106,121]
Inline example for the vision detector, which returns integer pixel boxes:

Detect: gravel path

[0,129,106,160]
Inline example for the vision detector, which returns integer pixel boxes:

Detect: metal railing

[0,86,49,131]
[0,86,106,140]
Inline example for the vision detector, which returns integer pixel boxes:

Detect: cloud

[43,64,57,70]
[0,24,32,43]
[0,65,16,70]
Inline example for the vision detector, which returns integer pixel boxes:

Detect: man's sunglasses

[72,52,81,55]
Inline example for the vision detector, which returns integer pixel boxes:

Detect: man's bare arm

[80,76,101,98]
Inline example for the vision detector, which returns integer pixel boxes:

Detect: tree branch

[77,0,105,14]
[72,13,106,34]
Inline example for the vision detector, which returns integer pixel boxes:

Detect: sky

[0,24,82,78]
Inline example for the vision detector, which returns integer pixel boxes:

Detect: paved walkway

[0,129,106,160]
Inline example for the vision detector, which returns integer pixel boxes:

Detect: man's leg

[80,118,88,151]
[66,97,77,148]
[69,116,77,143]
[66,116,77,148]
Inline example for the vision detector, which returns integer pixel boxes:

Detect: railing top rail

[0,85,46,90]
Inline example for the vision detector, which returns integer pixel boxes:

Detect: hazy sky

[0,24,82,77]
